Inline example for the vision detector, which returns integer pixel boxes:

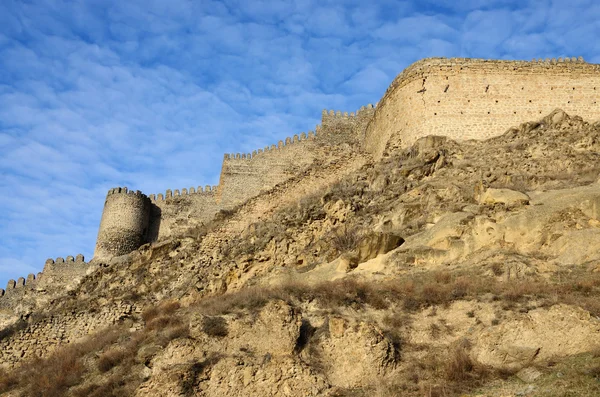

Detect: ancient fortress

[2,56,600,304]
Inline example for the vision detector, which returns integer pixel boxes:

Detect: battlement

[223,130,318,162]
[149,185,218,202]
[44,254,86,267]
[2,273,37,295]
[221,104,378,163]
[106,187,148,198]
[1,254,87,302]
[321,104,376,120]
[91,55,600,260]
[380,56,599,107]
[531,56,585,63]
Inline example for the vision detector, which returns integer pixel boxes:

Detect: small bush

[491,262,504,276]
[202,316,228,337]
[330,225,363,254]
[141,306,160,323]
[142,300,181,323]
[0,367,17,391]
[163,324,190,341]
[97,348,126,372]
[444,340,489,389]
[23,346,86,397]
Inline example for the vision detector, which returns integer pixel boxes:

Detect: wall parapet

[365,56,600,160]
[106,187,147,198]
[321,103,376,120]
[149,185,219,202]
[3,273,39,293]
[219,104,378,163]
[0,254,84,298]
[222,129,319,162]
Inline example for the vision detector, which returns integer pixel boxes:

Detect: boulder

[480,188,530,207]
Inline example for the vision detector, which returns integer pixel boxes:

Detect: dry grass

[196,267,600,319]
[0,299,190,397]
[142,300,180,323]
[97,348,127,372]
[2,265,600,396]
[0,326,123,397]
[444,341,488,384]
[330,224,364,254]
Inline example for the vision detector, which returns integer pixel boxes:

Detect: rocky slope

[2,109,600,396]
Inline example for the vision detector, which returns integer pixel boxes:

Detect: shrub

[97,348,126,373]
[0,367,17,392]
[202,316,228,337]
[330,225,363,254]
[143,300,181,327]
[23,346,86,397]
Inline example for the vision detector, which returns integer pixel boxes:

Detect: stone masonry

[365,57,600,159]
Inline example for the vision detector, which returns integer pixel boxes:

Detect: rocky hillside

[2,109,600,396]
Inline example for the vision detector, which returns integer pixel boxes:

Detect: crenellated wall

[218,105,376,208]
[148,185,221,240]
[320,104,376,145]
[218,128,319,208]
[0,255,90,314]
[365,57,600,159]
[91,105,375,253]
[91,56,600,260]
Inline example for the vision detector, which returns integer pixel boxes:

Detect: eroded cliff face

[3,110,600,396]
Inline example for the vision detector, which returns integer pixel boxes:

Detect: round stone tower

[94,187,151,260]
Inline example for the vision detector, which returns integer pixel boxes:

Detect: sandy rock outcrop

[472,304,600,369]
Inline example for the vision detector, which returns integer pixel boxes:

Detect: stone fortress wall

[10,55,600,305]
[0,255,90,312]
[93,106,376,259]
[217,105,376,209]
[0,301,135,367]
[95,53,600,260]
[94,188,152,259]
[147,186,220,243]
[365,57,600,159]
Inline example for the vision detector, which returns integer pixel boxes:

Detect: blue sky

[0,0,599,288]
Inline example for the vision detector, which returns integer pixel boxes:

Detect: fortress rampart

[0,255,90,313]
[365,57,600,159]
[218,105,376,208]
[217,127,319,209]
[94,106,375,252]
[147,185,220,241]
[91,56,600,260]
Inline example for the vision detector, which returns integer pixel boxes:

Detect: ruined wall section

[320,105,376,146]
[148,186,221,240]
[218,106,376,209]
[0,301,136,367]
[218,131,320,209]
[365,57,600,159]
[37,254,90,290]
[0,255,91,317]
[94,188,152,260]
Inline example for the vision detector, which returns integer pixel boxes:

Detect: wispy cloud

[0,0,598,287]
